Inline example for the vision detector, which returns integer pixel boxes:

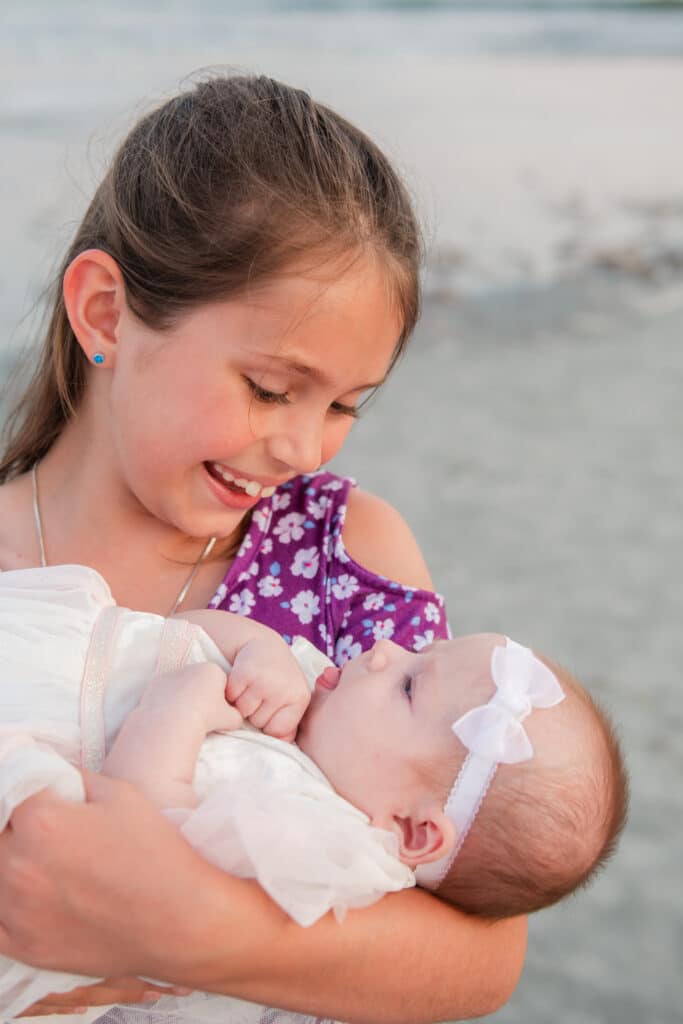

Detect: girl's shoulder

[209,471,448,659]
[255,470,432,588]
[0,475,36,571]
[342,487,434,591]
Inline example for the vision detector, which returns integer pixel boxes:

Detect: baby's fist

[226,638,311,741]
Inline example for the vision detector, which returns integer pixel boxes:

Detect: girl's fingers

[18,976,175,1015]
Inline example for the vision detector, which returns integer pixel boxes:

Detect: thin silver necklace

[31,463,217,615]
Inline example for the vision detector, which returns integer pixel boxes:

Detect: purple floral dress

[208,471,449,660]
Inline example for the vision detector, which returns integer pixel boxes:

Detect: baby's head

[297,634,628,919]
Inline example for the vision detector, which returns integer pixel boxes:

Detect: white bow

[452,638,565,764]
[416,637,566,890]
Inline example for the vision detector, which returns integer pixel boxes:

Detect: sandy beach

[1,3,682,1022]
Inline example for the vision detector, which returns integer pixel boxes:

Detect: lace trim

[155,618,201,676]
[80,605,124,771]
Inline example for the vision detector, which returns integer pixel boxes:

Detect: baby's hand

[227,636,311,741]
[139,663,242,735]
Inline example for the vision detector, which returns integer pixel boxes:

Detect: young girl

[0,75,525,1022]
[0,563,626,1020]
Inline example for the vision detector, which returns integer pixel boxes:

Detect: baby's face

[297,634,501,829]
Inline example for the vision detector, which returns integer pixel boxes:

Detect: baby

[0,564,627,1018]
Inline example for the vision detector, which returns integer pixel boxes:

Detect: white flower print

[257,575,283,598]
[291,547,320,579]
[252,507,270,532]
[321,479,345,491]
[372,618,395,642]
[424,602,441,624]
[248,561,259,576]
[273,512,306,544]
[237,535,253,556]
[413,630,435,651]
[335,634,362,665]
[290,590,320,625]
[331,574,359,600]
[306,495,331,520]
[362,592,385,612]
[228,589,256,617]
[272,492,291,512]
[333,533,350,564]
[260,538,273,555]
[209,582,227,609]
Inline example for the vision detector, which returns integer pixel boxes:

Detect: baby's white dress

[0,564,413,1021]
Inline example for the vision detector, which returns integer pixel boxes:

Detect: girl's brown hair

[1,74,422,482]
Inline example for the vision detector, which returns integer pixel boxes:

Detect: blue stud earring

[93,352,105,365]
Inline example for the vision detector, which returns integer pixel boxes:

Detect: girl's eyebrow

[256,353,387,391]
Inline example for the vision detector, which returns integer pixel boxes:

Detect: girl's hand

[20,978,192,1016]
[0,773,213,978]
[227,636,311,741]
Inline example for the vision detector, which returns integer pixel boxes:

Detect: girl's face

[104,256,403,541]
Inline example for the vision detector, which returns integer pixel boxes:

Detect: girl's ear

[390,809,457,867]
[62,249,126,365]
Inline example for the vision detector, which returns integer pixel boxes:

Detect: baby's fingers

[224,671,249,704]
[260,704,305,742]
[233,688,263,720]
[213,701,243,732]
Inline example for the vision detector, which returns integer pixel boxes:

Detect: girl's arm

[0,776,525,1024]
[1,494,526,1022]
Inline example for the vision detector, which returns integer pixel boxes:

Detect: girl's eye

[330,401,361,419]
[403,676,413,701]
[244,377,290,405]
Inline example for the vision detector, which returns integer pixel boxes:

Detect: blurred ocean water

[1,3,682,1023]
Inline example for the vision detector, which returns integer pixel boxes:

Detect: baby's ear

[390,809,456,867]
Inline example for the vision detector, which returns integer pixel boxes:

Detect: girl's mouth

[205,461,277,501]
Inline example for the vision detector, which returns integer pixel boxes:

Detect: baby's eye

[403,676,413,701]
[244,377,290,405]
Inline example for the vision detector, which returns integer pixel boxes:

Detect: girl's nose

[266,410,324,475]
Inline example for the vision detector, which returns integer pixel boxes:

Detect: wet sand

[334,272,683,1024]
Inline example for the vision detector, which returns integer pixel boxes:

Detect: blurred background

[1,2,681,1022]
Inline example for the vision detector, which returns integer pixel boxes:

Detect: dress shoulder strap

[154,617,201,676]
[80,605,126,771]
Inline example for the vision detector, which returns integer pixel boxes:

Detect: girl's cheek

[321,419,355,463]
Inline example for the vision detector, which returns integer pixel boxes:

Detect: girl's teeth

[210,464,277,499]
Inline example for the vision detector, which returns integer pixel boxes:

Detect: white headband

[415,637,565,890]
